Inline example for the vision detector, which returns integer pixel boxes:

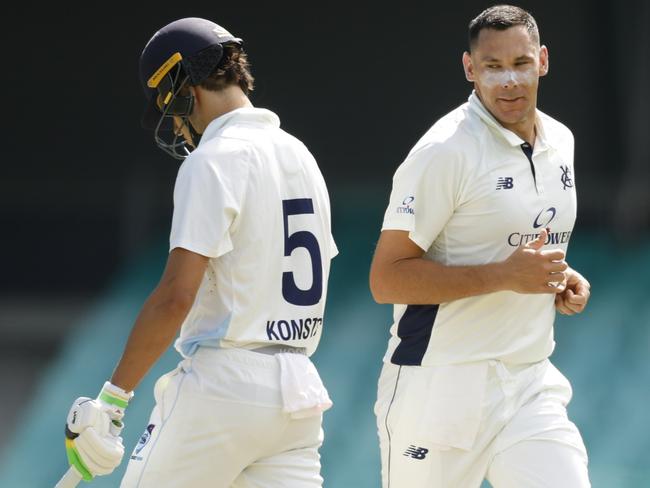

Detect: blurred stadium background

[1,0,648,486]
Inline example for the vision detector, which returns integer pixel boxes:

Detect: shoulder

[400,103,482,173]
[174,139,253,193]
[538,110,574,148]
[183,136,255,174]
[269,126,315,158]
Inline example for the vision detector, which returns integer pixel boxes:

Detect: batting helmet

[139,17,243,159]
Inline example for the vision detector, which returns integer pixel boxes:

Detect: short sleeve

[382,143,462,252]
[330,234,339,258]
[169,151,249,258]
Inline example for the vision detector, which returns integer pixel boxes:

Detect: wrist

[98,381,134,415]
[480,261,509,293]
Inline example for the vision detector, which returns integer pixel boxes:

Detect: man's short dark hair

[468,5,540,51]
[199,44,255,95]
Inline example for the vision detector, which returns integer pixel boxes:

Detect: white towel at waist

[276,352,333,419]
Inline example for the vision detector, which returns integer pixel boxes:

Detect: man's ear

[462,51,475,82]
[188,85,199,103]
[187,85,202,120]
[539,45,549,77]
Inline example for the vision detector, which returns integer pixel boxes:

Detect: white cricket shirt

[382,92,577,366]
[170,107,337,357]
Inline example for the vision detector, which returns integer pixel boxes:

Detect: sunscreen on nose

[480,68,536,88]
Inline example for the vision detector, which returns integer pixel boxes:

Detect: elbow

[369,268,391,304]
[370,282,390,304]
[154,289,196,319]
[372,292,391,305]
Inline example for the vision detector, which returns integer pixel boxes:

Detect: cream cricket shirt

[170,108,337,357]
[382,92,577,366]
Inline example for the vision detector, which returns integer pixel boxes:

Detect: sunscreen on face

[479,67,537,88]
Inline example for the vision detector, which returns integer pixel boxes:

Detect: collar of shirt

[199,107,281,146]
[467,91,551,155]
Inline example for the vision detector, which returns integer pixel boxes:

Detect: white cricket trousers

[120,347,324,488]
[375,359,590,488]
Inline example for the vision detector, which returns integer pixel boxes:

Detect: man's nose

[502,71,518,88]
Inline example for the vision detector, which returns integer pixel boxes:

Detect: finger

[540,249,566,261]
[546,261,568,273]
[567,292,587,305]
[575,280,591,297]
[554,293,568,312]
[542,281,565,294]
[551,281,567,293]
[565,301,585,314]
[555,294,575,315]
[564,290,583,311]
[548,274,566,294]
[548,271,566,284]
[567,283,590,307]
[526,228,548,251]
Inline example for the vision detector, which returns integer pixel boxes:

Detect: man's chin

[492,109,528,127]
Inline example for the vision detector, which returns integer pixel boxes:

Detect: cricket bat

[55,467,82,488]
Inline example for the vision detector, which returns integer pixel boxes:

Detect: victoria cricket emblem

[560,165,573,190]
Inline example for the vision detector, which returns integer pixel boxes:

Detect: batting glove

[64,382,133,481]
[96,381,133,421]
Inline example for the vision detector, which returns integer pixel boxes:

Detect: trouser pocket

[392,362,489,451]
[152,360,188,422]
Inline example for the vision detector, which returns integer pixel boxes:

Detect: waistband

[251,344,307,355]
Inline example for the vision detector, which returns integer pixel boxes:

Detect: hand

[501,228,568,294]
[64,382,133,481]
[555,267,591,315]
[65,422,125,481]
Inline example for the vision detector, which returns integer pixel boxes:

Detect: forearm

[371,256,506,305]
[110,290,193,392]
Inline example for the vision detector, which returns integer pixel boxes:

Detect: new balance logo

[496,177,514,190]
[403,445,429,460]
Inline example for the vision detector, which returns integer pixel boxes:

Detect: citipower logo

[508,206,572,246]
[396,196,415,214]
[533,207,556,228]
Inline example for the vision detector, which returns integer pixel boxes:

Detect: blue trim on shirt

[391,305,439,365]
[176,315,232,357]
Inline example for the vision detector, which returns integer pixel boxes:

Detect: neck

[211,86,253,119]
[474,91,537,146]
[502,119,536,146]
[192,85,253,133]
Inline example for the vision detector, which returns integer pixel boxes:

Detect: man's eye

[487,65,500,69]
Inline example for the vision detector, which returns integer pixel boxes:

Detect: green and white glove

[64,382,134,481]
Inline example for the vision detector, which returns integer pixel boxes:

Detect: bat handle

[55,466,83,488]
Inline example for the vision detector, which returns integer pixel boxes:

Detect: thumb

[526,227,548,251]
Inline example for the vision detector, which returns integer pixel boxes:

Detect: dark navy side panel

[391,305,439,366]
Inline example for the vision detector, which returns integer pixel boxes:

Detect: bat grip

[55,466,83,488]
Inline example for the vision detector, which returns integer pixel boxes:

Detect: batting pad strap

[99,381,133,409]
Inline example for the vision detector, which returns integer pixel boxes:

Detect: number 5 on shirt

[282,198,323,306]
